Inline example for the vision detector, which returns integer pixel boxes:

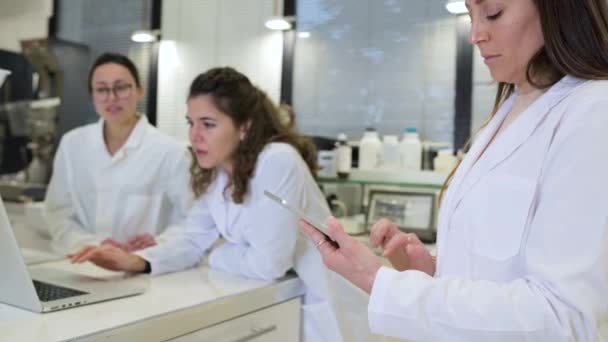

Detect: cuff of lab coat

[133,248,162,276]
[368,266,410,336]
[368,266,399,328]
[368,267,434,339]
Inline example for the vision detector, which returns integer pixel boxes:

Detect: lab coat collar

[205,169,230,205]
[93,114,149,160]
[442,75,586,231]
[122,114,149,150]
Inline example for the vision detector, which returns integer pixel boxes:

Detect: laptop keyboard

[32,280,89,302]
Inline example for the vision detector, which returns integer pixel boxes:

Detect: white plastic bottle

[381,135,400,170]
[335,133,352,179]
[359,127,382,170]
[316,150,336,177]
[433,149,458,173]
[399,127,422,171]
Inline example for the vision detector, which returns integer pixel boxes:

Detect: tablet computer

[264,190,338,247]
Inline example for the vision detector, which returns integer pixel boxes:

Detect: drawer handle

[231,325,278,342]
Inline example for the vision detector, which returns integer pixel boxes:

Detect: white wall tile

[157,0,283,144]
[294,0,458,144]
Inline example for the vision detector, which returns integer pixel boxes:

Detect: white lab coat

[136,142,358,342]
[45,115,193,254]
[368,76,608,341]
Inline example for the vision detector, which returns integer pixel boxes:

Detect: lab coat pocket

[121,193,163,234]
[472,174,536,260]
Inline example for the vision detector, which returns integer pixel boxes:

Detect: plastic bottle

[317,150,336,177]
[358,127,382,170]
[381,135,400,170]
[26,143,48,183]
[433,149,458,173]
[26,154,48,183]
[399,127,422,171]
[335,133,352,179]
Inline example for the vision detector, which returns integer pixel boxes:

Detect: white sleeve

[155,148,194,244]
[368,102,608,341]
[207,147,305,280]
[134,197,219,275]
[45,139,104,254]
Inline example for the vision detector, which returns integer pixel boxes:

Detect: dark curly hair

[187,67,318,203]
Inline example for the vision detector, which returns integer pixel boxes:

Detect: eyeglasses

[92,83,134,101]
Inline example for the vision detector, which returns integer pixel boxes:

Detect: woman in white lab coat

[301,0,608,341]
[45,53,192,254]
[69,67,346,341]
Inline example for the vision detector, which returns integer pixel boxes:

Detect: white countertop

[0,260,304,342]
[1,203,430,342]
[5,201,53,253]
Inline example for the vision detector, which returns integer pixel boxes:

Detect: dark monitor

[0,50,34,103]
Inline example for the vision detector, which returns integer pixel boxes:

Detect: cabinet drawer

[168,298,301,342]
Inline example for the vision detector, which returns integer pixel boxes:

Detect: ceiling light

[131,29,161,43]
[297,32,311,38]
[445,1,468,15]
[265,17,292,31]
[265,0,293,31]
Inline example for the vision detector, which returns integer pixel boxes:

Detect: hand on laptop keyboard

[68,244,148,273]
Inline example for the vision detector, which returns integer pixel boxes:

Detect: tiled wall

[156,0,283,144]
[55,0,154,117]
[293,0,458,144]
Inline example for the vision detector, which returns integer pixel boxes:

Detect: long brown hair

[187,67,317,203]
[440,0,608,204]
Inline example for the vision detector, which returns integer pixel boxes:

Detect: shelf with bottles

[316,168,447,189]
[318,168,444,243]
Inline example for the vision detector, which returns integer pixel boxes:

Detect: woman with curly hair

[69,67,345,341]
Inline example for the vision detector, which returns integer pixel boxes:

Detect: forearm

[135,230,218,276]
[208,242,292,281]
[368,267,592,342]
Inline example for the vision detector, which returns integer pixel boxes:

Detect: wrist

[362,264,382,294]
[127,255,147,273]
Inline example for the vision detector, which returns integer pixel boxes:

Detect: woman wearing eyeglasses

[44,52,193,255]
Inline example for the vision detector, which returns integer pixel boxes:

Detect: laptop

[0,197,148,313]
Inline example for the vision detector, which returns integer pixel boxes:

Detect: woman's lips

[483,54,501,64]
[105,105,123,114]
[194,149,207,158]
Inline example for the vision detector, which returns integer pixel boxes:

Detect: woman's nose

[468,21,489,45]
[189,127,202,143]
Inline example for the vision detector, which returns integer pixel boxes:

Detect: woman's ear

[240,120,252,141]
[136,86,145,100]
